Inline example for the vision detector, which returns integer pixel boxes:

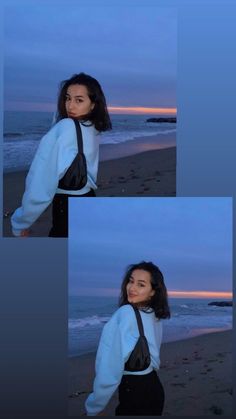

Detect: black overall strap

[73,119,84,154]
[131,305,145,337]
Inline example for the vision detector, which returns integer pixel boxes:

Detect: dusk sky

[68,198,232,298]
[4,1,176,114]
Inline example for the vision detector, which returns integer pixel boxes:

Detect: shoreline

[69,325,232,359]
[68,329,232,416]
[99,132,176,161]
[3,144,176,236]
[3,132,176,174]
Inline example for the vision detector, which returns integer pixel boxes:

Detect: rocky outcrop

[208,301,232,307]
[146,117,176,123]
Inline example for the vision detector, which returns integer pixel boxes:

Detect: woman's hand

[20,229,30,237]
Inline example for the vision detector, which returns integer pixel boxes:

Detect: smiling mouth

[128,294,138,298]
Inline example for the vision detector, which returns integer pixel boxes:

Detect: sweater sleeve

[11,118,77,236]
[85,306,138,416]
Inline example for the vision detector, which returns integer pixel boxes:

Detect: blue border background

[0,1,235,417]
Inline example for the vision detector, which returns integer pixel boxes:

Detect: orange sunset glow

[169,290,232,299]
[108,106,177,115]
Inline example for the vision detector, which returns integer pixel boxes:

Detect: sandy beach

[97,146,176,197]
[3,143,176,237]
[68,329,232,416]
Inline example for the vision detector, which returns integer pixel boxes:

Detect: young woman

[85,261,170,416]
[11,73,112,237]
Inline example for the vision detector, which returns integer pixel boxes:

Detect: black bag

[124,305,151,372]
[58,119,87,191]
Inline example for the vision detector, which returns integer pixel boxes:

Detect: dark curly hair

[119,261,171,319]
[55,72,112,132]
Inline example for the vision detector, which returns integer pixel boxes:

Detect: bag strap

[131,305,145,337]
[73,119,84,155]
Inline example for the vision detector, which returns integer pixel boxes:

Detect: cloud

[4,2,177,109]
[68,198,232,295]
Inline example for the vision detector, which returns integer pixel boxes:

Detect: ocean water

[3,111,176,172]
[68,296,232,357]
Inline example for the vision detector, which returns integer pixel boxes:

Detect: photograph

[68,197,232,416]
[1,1,235,418]
[3,2,176,237]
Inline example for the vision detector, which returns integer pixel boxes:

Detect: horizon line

[69,289,232,299]
[4,103,177,115]
[168,290,232,299]
[108,106,177,115]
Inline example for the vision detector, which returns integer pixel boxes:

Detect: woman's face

[126,269,155,305]
[65,84,95,119]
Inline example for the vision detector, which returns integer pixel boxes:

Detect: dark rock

[208,301,232,307]
[146,117,176,123]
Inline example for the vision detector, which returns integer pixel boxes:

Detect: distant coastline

[208,301,232,307]
[146,117,176,123]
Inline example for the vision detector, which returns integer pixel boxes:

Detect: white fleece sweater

[11,118,99,236]
[85,304,163,416]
